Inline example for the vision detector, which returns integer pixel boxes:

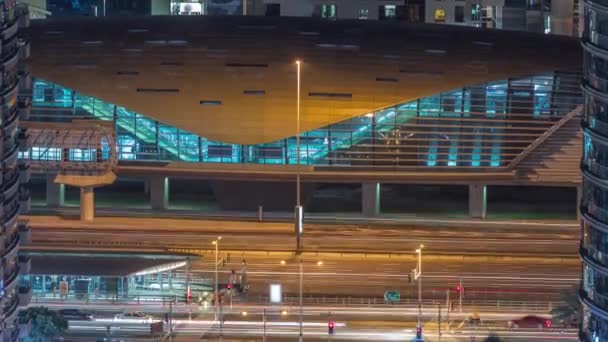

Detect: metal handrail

[506,105,582,169]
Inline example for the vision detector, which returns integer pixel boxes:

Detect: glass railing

[583,243,608,268]
[585,158,608,179]
[585,115,608,135]
[586,70,608,93]
[584,288,608,309]
[585,202,608,224]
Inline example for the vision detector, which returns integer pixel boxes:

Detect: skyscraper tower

[580,0,608,340]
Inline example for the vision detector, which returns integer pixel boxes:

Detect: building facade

[0,0,33,341]
[19,15,582,216]
[424,0,580,36]
[580,0,608,339]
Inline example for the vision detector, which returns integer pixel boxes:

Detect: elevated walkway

[513,108,582,185]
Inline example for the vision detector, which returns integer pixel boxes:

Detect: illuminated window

[434,9,446,22]
[170,0,204,15]
[321,4,336,19]
[358,8,368,19]
[384,5,396,18]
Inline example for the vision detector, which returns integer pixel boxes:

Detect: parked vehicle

[58,309,93,321]
[114,311,154,323]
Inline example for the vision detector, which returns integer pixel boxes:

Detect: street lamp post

[414,244,424,339]
[212,237,222,320]
[263,308,266,342]
[295,60,303,251]
[299,256,303,342]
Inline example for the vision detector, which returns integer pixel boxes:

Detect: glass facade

[25,72,582,170]
[0,1,32,341]
[581,0,608,340]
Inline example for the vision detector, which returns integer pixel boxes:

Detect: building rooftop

[28,15,581,145]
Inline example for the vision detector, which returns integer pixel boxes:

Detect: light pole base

[295,205,303,250]
[298,335,303,342]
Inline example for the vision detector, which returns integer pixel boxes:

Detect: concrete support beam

[362,182,381,217]
[150,176,169,210]
[469,184,487,219]
[46,174,64,208]
[80,186,94,222]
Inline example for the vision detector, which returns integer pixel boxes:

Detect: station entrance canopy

[29,253,189,277]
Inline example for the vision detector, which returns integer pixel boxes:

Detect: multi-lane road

[25,215,581,302]
[25,215,579,256]
[44,302,578,341]
[23,214,582,340]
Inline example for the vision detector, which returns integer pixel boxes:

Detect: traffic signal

[186,286,192,303]
[416,327,422,338]
[328,321,335,334]
[456,285,462,293]
[227,283,232,290]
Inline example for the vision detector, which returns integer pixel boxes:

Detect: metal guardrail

[507,105,582,169]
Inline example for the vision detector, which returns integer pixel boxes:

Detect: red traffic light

[416,327,422,338]
[456,285,462,293]
[227,284,232,290]
[328,321,334,328]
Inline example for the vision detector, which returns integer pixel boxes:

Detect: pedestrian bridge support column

[80,186,94,222]
[362,182,381,217]
[54,172,116,222]
[469,184,487,219]
[150,176,169,210]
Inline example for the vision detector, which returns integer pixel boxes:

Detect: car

[508,315,551,329]
[466,316,482,326]
[57,309,93,321]
[114,312,155,323]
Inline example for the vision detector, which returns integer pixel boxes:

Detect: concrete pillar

[362,182,381,217]
[577,185,582,221]
[150,176,169,210]
[80,186,95,222]
[469,184,487,219]
[158,272,163,294]
[46,174,64,208]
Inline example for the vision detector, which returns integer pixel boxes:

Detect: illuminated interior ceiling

[28,16,581,145]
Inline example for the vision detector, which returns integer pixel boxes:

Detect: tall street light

[288,256,321,342]
[414,244,424,340]
[299,256,303,342]
[295,59,303,251]
[212,236,222,320]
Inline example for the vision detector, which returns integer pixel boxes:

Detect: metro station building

[17,15,584,222]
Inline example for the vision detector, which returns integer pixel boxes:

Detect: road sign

[384,290,400,302]
[270,284,282,303]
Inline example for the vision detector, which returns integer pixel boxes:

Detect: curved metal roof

[28,16,581,144]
